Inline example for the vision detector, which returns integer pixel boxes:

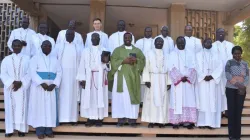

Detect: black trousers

[226,88,246,139]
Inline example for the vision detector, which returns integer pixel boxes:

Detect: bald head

[184,25,193,37]
[22,17,29,29]
[161,26,169,37]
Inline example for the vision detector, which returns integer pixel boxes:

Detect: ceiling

[33,0,250,11]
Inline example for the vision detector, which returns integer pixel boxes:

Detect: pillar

[168,3,186,41]
[89,0,106,32]
[217,12,234,42]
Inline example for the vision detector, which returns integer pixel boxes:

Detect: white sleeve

[7,30,15,52]
[0,58,14,88]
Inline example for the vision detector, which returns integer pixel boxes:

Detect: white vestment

[77,45,109,120]
[57,41,82,122]
[7,28,36,57]
[0,53,30,134]
[141,49,171,124]
[85,31,109,49]
[196,49,223,128]
[31,33,56,56]
[135,37,153,102]
[28,53,62,128]
[184,36,202,56]
[55,30,84,55]
[108,31,135,52]
[168,50,197,124]
[155,35,175,55]
[111,46,139,119]
[212,40,234,111]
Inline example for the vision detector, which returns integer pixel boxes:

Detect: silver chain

[11,55,25,123]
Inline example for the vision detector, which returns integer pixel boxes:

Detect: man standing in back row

[108,20,135,52]
[85,18,109,50]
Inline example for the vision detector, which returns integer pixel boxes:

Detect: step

[0,110,250,125]
[1,121,250,135]
[0,134,239,140]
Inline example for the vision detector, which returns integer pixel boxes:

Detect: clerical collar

[204,48,211,52]
[161,35,168,38]
[144,37,152,39]
[39,33,46,37]
[12,53,22,58]
[125,46,132,50]
[22,28,28,31]
[92,45,99,48]
[118,31,125,33]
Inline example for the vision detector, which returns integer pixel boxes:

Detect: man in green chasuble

[109,32,145,127]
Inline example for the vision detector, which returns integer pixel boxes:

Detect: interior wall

[105,6,167,40]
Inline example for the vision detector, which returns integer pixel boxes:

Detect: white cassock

[212,40,234,111]
[0,53,30,134]
[108,31,135,53]
[196,49,223,128]
[141,48,171,124]
[77,45,109,120]
[55,30,84,52]
[85,31,109,49]
[31,33,56,56]
[56,41,82,122]
[28,53,62,128]
[184,36,202,56]
[135,37,153,102]
[168,49,197,124]
[112,46,139,119]
[7,28,36,57]
[155,35,175,55]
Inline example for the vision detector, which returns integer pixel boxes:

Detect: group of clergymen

[0,16,236,138]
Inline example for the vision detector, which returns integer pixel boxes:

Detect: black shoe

[198,126,206,129]
[71,122,78,126]
[206,126,215,130]
[148,123,154,128]
[18,132,25,137]
[186,124,194,130]
[130,123,137,128]
[173,125,179,129]
[5,133,13,137]
[158,124,165,128]
[46,133,55,138]
[116,122,124,127]
[95,120,103,127]
[85,119,94,127]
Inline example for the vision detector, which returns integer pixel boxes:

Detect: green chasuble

[108,45,145,104]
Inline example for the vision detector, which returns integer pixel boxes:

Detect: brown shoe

[38,135,45,139]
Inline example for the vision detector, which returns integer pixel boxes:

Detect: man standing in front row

[28,40,62,139]
[141,37,171,128]
[109,32,145,127]
[77,33,110,127]
[196,38,223,129]
[57,29,82,125]
[168,36,197,129]
[1,40,30,137]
